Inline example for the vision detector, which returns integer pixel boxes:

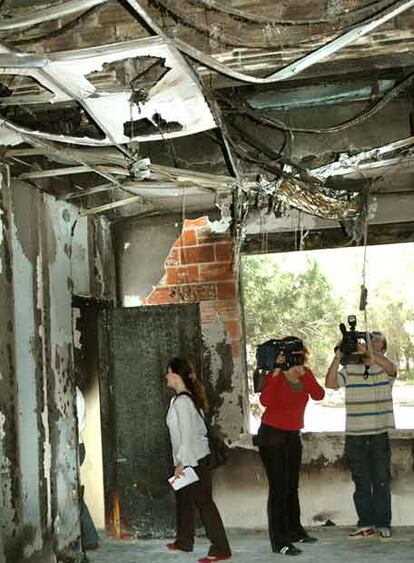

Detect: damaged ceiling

[0,0,413,244]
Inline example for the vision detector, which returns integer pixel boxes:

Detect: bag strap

[174,391,209,433]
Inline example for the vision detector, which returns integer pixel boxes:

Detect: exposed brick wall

[143,216,248,438]
[144,216,242,363]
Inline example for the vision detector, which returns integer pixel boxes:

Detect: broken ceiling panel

[0,37,216,147]
[1,101,105,139]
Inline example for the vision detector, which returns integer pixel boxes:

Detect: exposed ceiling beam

[65,183,117,200]
[65,180,220,200]
[0,0,109,31]
[311,136,414,179]
[8,131,136,195]
[80,195,146,215]
[0,93,54,106]
[17,164,130,180]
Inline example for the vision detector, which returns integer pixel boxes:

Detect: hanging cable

[217,72,414,135]
[186,0,396,26]
[145,0,391,49]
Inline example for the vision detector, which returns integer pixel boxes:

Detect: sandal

[348,528,374,538]
[165,542,193,552]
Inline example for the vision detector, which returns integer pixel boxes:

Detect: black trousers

[259,429,305,551]
[174,457,231,557]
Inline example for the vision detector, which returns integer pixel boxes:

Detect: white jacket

[166,394,210,467]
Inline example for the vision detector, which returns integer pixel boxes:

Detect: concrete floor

[87,528,414,562]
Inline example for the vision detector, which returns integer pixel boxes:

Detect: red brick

[199,300,239,322]
[215,242,233,262]
[165,265,200,285]
[178,229,197,247]
[224,321,241,339]
[199,302,218,322]
[165,248,181,267]
[199,262,233,282]
[145,287,179,305]
[167,283,216,302]
[212,302,239,321]
[180,245,215,265]
[184,217,209,229]
[217,281,236,300]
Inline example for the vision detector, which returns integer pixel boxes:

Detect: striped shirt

[339,363,395,435]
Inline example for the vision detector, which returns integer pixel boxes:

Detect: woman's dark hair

[167,357,209,413]
[282,336,309,365]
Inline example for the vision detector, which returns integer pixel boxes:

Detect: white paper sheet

[168,467,199,490]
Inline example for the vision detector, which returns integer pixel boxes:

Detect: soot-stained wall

[0,168,115,562]
[114,215,249,442]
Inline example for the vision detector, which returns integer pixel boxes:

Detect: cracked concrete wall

[0,169,114,562]
[214,432,414,528]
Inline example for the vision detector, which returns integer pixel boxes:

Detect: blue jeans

[345,433,391,528]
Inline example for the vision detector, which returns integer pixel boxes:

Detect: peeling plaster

[11,194,42,530]
[368,196,378,220]
[200,312,245,440]
[202,318,228,387]
[0,411,5,441]
[73,308,82,350]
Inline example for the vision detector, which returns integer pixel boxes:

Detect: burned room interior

[1,0,414,561]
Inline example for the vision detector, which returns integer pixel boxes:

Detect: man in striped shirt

[325,332,397,539]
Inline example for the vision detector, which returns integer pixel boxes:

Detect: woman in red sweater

[257,337,325,556]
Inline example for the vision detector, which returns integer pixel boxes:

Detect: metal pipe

[0,0,109,31]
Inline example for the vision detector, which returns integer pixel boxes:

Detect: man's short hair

[371,331,387,351]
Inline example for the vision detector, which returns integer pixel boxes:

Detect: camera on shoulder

[338,315,371,365]
[253,337,304,392]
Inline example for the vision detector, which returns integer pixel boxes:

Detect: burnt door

[98,303,202,537]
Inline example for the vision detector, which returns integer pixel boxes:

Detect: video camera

[254,337,305,392]
[339,315,371,365]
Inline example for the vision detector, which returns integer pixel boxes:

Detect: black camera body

[339,315,371,365]
[254,337,304,392]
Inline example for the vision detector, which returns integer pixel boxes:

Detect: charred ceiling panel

[0,37,216,147]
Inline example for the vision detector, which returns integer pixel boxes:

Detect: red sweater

[260,368,325,431]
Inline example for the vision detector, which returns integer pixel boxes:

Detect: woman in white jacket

[165,357,231,563]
